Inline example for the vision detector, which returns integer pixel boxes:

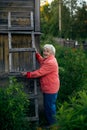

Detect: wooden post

[8,12,11,28]
[31,10,38,120]
[8,12,12,72]
[59,0,61,31]
[35,0,40,31]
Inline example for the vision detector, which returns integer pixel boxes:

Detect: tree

[73,1,87,39]
[40,0,87,40]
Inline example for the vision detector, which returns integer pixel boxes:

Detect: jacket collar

[43,55,54,61]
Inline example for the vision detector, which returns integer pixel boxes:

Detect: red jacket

[27,53,60,94]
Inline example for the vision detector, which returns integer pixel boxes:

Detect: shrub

[0,77,29,130]
[56,90,87,130]
[56,46,87,102]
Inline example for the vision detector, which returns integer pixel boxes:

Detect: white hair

[43,44,56,55]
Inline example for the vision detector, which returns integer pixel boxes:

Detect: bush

[56,46,87,102]
[0,77,29,130]
[56,90,87,130]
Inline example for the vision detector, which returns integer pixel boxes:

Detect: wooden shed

[0,0,41,122]
[0,0,40,73]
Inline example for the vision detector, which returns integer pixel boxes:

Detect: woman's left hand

[21,72,27,76]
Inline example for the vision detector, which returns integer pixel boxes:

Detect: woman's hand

[21,72,31,78]
[21,72,27,76]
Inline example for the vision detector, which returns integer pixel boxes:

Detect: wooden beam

[35,0,40,31]
[9,48,35,53]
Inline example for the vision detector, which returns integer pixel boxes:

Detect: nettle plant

[0,77,29,130]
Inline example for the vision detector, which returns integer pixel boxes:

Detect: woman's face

[43,48,52,58]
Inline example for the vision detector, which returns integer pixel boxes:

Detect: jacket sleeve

[30,62,55,78]
[36,53,43,64]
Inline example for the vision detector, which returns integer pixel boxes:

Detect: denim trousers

[43,93,58,125]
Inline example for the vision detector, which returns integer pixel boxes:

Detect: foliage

[56,45,87,102]
[73,3,87,39]
[40,4,51,35]
[56,90,87,130]
[40,0,87,40]
[0,77,29,130]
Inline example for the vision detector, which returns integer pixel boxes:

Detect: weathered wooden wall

[0,0,41,122]
[0,0,40,74]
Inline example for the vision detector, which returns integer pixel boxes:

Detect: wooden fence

[54,38,87,50]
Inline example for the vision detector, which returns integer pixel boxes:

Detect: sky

[79,0,87,3]
[48,0,87,3]
[48,0,54,3]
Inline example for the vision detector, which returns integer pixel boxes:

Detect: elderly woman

[22,44,60,127]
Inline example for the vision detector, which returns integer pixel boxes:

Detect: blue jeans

[43,93,58,125]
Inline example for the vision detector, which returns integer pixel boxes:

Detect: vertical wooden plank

[8,11,12,72]
[31,12,36,70]
[4,37,9,72]
[8,32,12,72]
[31,11,34,29]
[8,12,11,28]
[31,9,39,120]
[35,0,40,31]
[0,36,4,71]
